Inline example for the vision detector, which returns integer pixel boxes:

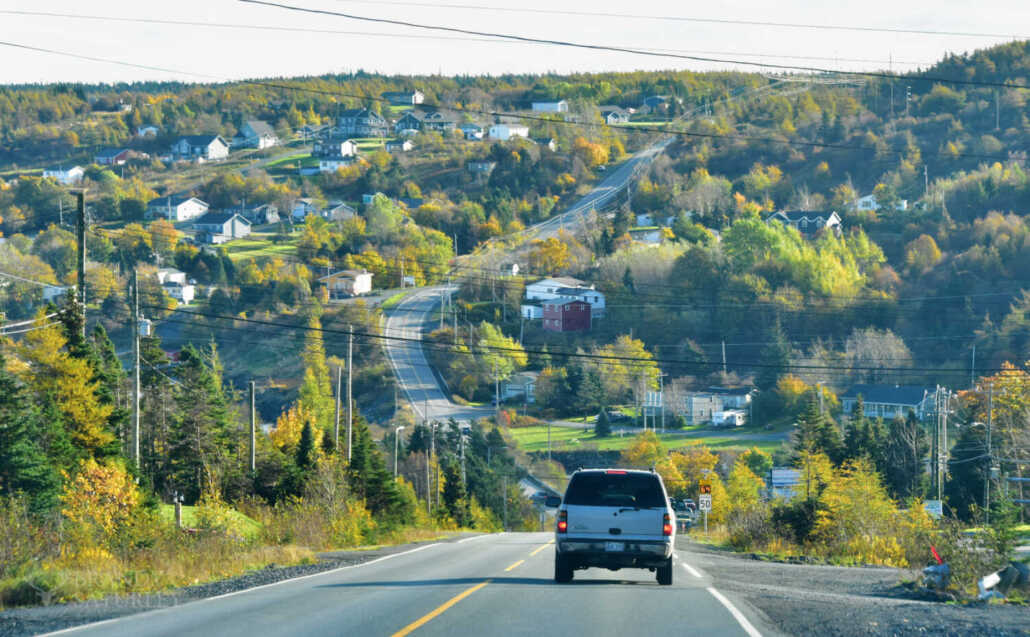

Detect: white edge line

[456,534,492,544]
[681,562,703,578]
[40,542,444,636]
[706,586,763,637]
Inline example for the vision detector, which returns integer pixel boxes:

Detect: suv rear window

[564,472,665,508]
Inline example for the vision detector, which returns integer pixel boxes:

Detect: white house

[322,201,357,221]
[385,139,414,153]
[171,135,229,161]
[319,269,373,299]
[136,125,159,137]
[292,198,321,220]
[163,282,195,305]
[459,124,484,140]
[238,120,279,149]
[382,90,425,105]
[156,268,187,285]
[313,138,358,158]
[43,165,84,185]
[531,100,568,113]
[713,410,747,427]
[766,210,842,237]
[319,157,357,174]
[488,124,530,141]
[598,106,630,125]
[43,285,69,303]
[524,276,605,318]
[840,385,937,422]
[192,212,252,242]
[145,196,210,222]
[501,371,538,403]
[854,194,908,212]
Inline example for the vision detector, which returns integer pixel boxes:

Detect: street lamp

[394,426,405,477]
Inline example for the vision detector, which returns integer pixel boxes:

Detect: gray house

[840,385,937,421]
[337,108,388,137]
[193,212,252,243]
[171,135,229,161]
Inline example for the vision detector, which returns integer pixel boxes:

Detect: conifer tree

[595,408,612,437]
[347,415,410,525]
[794,394,844,464]
[442,460,470,527]
[0,353,60,513]
[298,305,334,429]
[296,421,317,472]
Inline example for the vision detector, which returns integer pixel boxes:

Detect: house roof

[318,269,371,282]
[158,267,185,276]
[599,105,629,115]
[770,210,840,224]
[707,386,754,397]
[338,107,383,119]
[840,384,933,407]
[243,120,275,137]
[178,135,225,147]
[382,90,421,98]
[96,147,128,158]
[194,212,250,226]
[532,276,586,288]
[147,195,207,208]
[45,165,82,173]
[550,298,589,307]
[555,286,600,297]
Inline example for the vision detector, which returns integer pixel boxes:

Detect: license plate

[605,542,624,552]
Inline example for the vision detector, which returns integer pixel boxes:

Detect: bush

[727,506,774,551]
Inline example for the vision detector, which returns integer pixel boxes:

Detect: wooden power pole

[131,267,140,469]
[76,190,87,337]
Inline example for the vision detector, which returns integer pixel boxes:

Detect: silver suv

[548,468,675,585]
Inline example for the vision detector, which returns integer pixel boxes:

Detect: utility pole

[494,361,500,424]
[924,165,929,197]
[971,344,976,389]
[131,268,140,469]
[502,475,508,531]
[334,365,342,450]
[76,190,87,337]
[347,325,354,461]
[249,380,256,472]
[995,89,1001,131]
[721,341,727,377]
[986,382,993,524]
[659,373,665,433]
[399,260,405,288]
[519,316,525,344]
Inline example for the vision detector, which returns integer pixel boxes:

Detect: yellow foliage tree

[19,320,114,453]
[727,460,765,513]
[61,458,141,544]
[270,402,321,453]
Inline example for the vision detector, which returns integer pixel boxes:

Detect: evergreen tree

[442,460,470,527]
[756,320,791,391]
[347,415,410,525]
[595,409,612,437]
[296,421,316,472]
[793,394,844,464]
[165,344,232,502]
[0,353,60,513]
[90,324,129,455]
[883,411,928,499]
[622,266,635,293]
[944,424,988,520]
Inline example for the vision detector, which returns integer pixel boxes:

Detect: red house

[542,299,591,332]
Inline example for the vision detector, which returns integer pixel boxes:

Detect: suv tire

[656,558,673,586]
[555,555,574,583]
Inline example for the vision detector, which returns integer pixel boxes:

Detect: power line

[0,270,62,288]
[0,10,930,67]
[327,0,1028,41]
[1,39,1018,165]
[144,304,1026,375]
[241,0,1028,89]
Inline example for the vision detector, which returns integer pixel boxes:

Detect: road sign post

[699,482,713,534]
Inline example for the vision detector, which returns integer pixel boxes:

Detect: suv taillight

[662,512,672,536]
[557,510,567,533]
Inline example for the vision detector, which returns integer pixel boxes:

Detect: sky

[0,0,1028,85]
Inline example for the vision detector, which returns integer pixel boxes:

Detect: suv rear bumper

[556,538,672,568]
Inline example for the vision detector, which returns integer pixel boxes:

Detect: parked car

[546,468,675,585]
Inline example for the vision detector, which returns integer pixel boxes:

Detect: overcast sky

[0,0,1027,84]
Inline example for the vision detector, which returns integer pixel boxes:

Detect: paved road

[49,533,769,637]
[383,286,491,424]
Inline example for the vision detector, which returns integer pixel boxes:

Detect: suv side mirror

[545,495,561,508]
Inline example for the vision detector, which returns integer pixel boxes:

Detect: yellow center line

[504,559,525,572]
[391,580,491,637]
[529,540,555,557]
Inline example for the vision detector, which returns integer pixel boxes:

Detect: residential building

[145,195,209,222]
[42,165,84,185]
[156,268,187,285]
[526,278,605,318]
[42,285,68,303]
[136,125,159,137]
[854,194,908,212]
[678,393,722,426]
[488,124,530,141]
[382,90,425,105]
[769,468,801,499]
[501,371,539,403]
[542,299,591,332]
[291,198,321,220]
[336,108,388,137]
[385,139,414,153]
[313,137,357,158]
[163,281,195,305]
[322,201,357,221]
[520,303,543,319]
[840,385,937,422]
[237,120,279,149]
[319,157,357,174]
[459,124,484,140]
[192,212,252,242]
[766,210,842,237]
[466,160,497,175]
[94,148,131,166]
[230,203,279,225]
[393,110,457,134]
[713,410,747,427]
[628,228,663,245]
[641,95,671,112]
[598,106,630,125]
[171,135,230,161]
[707,387,755,410]
[319,269,373,298]
[531,100,568,113]
[532,137,557,151]
[500,263,520,277]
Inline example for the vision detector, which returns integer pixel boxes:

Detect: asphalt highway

[46,533,769,637]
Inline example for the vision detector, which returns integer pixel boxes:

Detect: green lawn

[380,290,412,311]
[508,425,781,454]
[158,504,263,539]
[263,152,310,168]
[223,238,298,261]
[352,137,386,152]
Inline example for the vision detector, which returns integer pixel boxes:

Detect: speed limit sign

[699,494,712,512]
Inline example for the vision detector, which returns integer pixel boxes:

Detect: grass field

[352,137,387,152]
[224,238,298,261]
[158,504,263,539]
[380,290,411,311]
[508,425,782,454]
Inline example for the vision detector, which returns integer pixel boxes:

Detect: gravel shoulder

[679,539,1029,637]
[0,533,482,637]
